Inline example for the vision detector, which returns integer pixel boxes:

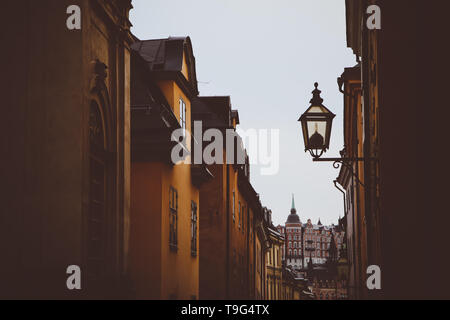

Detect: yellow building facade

[263,209,284,300]
[130,37,209,299]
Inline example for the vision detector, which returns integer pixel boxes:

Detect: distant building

[277,195,346,274]
[279,195,303,270]
[307,229,348,300]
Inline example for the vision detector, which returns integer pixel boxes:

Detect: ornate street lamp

[299,82,372,187]
[298,83,335,159]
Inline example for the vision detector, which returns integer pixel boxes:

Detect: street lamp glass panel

[307,120,326,141]
[308,106,328,113]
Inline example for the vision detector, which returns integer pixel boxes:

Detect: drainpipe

[245,203,249,299]
[362,0,373,299]
[226,164,230,299]
[333,180,346,216]
[333,180,346,300]
[337,63,360,300]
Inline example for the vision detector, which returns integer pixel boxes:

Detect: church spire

[291,194,296,210]
[290,194,297,215]
[286,194,300,224]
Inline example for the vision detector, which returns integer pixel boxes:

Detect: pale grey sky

[130,0,356,226]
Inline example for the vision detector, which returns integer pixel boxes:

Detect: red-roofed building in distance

[277,195,346,277]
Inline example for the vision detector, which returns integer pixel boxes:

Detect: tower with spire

[286,194,301,224]
[284,194,303,271]
[277,193,346,279]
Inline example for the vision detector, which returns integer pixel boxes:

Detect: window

[169,187,178,251]
[257,247,261,273]
[179,98,186,137]
[243,206,247,233]
[191,201,198,256]
[248,207,250,235]
[250,215,253,240]
[232,191,235,222]
[238,201,241,229]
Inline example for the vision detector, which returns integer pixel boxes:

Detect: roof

[345,0,363,57]
[192,96,233,129]
[131,36,199,97]
[286,213,301,224]
[230,110,240,125]
[130,54,179,131]
[268,226,283,240]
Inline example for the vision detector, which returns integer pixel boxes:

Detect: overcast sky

[130,0,356,226]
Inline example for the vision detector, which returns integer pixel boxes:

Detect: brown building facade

[335,0,446,299]
[1,0,134,298]
[193,96,264,300]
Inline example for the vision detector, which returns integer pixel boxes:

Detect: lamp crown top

[310,82,324,105]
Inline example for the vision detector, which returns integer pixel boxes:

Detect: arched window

[88,101,108,279]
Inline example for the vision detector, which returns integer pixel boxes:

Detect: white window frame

[179,97,186,137]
